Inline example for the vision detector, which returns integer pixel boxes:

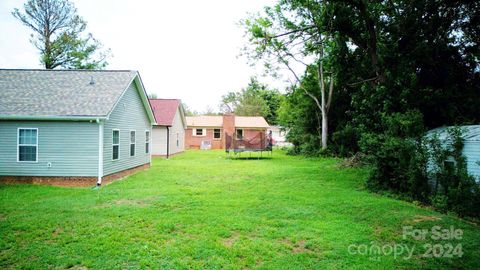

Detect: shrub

[332,124,360,157]
[363,120,480,218]
[360,110,430,202]
[427,127,480,217]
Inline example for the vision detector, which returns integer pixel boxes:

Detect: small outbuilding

[426,125,480,181]
[0,69,156,186]
[149,99,186,157]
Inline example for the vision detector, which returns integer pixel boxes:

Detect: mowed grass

[1,150,479,269]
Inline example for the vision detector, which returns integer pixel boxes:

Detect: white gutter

[97,119,104,186]
[0,115,108,121]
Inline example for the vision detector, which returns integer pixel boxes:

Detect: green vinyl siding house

[0,69,156,186]
[426,125,480,182]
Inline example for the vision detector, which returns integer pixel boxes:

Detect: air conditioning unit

[200,140,212,150]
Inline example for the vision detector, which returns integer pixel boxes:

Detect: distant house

[0,69,156,186]
[149,99,186,157]
[426,125,480,181]
[267,125,292,147]
[185,114,270,149]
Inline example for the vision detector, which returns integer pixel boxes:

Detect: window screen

[214,129,221,139]
[145,131,150,154]
[112,130,120,160]
[18,128,37,162]
[130,131,136,156]
[236,129,243,139]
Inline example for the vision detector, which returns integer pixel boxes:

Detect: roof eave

[178,103,188,129]
[235,126,270,129]
[187,125,223,128]
[105,72,157,125]
[133,74,157,125]
[0,115,107,121]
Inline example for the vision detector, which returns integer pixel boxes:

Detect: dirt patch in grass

[68,266,88,270]
[292,240,313,254]
[113,199,151,206]
[223,232,240,248]
[412,215,442,223]
[96,198,154,208]
[281,239,314,254]
[52,227,64,237]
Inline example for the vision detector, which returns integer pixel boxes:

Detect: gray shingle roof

[0,69,138,118]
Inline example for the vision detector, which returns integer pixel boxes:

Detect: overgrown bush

[427,127,480,217]
[360,111,430,202]
[285,132,328,157]
[332,124,360,157]
[362,118,480,218]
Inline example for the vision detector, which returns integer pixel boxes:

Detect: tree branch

[267,25,316,39]
[346,76,379,87]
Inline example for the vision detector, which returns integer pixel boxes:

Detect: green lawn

[1,150,479,269]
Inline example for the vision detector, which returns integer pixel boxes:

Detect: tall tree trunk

[321,111,328,150]
[318,54,328,150]
[44,25,52,69]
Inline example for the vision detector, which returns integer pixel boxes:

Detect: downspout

[97,119,104,186]
[166,126,170,159]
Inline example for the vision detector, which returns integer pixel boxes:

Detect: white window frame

[213,128,222,140]
[130,130,136,157]
[112,129,120,161]
[145,130,150,154]
[17,128,38,163]
[193,128,206,137]
[236,129,244,139]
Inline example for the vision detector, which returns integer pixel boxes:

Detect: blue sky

[0,0,289,112]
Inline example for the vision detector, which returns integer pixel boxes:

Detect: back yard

[1,151,479,269]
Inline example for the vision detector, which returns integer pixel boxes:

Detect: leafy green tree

[246,0,480,155]
[220,77,281,125]
[13,0,111,69]
[148,93,158,99]
[242,0,337,150]
[182,103,199,116]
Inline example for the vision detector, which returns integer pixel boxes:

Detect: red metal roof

[149,99,181,126]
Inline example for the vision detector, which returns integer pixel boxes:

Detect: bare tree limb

[346,76,379,87]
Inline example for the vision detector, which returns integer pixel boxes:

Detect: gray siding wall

[0,121,98,176]
[464,141,480,181]
[169,109,185,154]
[103,82,151,176]
[151,108,185,156]
[152,126,167,155]
[427,140,480,182]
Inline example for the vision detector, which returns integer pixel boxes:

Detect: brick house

[185,114,270,149]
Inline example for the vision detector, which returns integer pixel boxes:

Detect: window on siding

[130,131,136,156]
[112,130,120,160]
[145,131,150,154]
[18,128,38,162]
[195,128,204,136]
[214,129,221,139]
[236,129,243,140]
[444,160,456,173]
